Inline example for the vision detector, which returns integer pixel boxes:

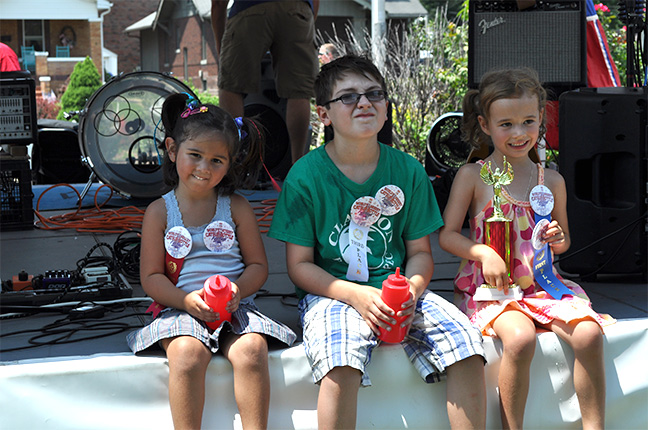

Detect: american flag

[586,0,622,87]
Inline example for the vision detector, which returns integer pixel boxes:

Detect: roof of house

[124,0,427,32]
[0,0,112,20]
[124,11,157,33]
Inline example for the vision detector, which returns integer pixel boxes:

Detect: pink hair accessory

[180,105,208,118]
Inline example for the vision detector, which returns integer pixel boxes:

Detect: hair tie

[233,117,247,141]
[181,105,208,118]
[180,92,207,118]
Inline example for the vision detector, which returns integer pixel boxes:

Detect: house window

[23,20,44,51]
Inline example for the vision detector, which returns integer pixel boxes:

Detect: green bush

[184,79,219,106]
[56,57,103,121]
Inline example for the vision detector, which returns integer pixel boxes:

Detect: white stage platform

[1,318,646,429]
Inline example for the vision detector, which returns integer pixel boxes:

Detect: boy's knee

[324,366,363,388]
[447,355,485,376]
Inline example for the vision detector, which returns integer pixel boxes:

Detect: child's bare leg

[161,336,212,430]
[548,319,605,430]
[317,366,362,430]
[492,310,538,429]
[445,355,486,429]
[221,332,270,429]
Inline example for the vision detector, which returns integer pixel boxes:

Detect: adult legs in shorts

[217,2,317,163]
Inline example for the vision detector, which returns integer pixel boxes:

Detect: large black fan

[425,112,471,178]
[426,112,472,219]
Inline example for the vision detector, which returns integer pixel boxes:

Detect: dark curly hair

[159,93,265,195]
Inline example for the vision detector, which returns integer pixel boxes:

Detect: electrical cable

[113,231,142,281]
[33,183,144,233]
[0,310,151,353]
[554,211,646,265]
[558,213,646,281]
[0,297,154,319]
[253,198,276,233]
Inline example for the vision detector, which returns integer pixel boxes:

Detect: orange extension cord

[34,184,278,234]
[34,183,144,233]
[253,198,276,234]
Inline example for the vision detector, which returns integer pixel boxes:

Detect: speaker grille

[469,2,586,88]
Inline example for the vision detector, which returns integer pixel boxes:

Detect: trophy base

[473,285,523,302]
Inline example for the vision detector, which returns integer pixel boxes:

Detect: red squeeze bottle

[203,275,232,330]
[378,267,411,343]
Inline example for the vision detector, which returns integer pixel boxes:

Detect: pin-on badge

[165,226,192,259]
[531,218,550,250]
[375,185,404,216]
[351,196,382,227]
[530,185,554,216]
[204,221,235,252]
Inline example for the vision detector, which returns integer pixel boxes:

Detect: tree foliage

[316,8,468,163]
[56,57,103,121]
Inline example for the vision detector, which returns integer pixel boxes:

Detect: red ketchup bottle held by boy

[203,275,232,330]
[378,268,411,343]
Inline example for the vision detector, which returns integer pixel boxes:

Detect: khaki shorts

[218,1,318,99]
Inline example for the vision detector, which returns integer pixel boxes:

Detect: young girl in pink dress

[439,68,614,429]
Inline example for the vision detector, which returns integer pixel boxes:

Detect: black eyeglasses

[321,90,387,106]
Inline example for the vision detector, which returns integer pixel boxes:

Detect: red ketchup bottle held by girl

[379,267,411,343]
[203,275,232,330]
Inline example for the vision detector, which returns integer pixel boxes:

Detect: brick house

[103,0,159,75]
[124,0,428,93]
[0,0,117,96]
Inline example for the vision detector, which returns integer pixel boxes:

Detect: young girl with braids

[127,93,296,429]
[439,68,614,429]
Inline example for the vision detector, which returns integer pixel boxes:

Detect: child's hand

[351,284,400,336]
[542,220,566,247]
[225,282,241,313]
[481,247,512,294]
[183,289,218,322]
[396,290,417,330]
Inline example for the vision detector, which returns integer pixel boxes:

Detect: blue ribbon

[532,212,573,299]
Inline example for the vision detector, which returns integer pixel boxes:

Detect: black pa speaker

[33,120,91,184]
[243,55,292,181]
[558,87,647,279]
[468,1,587,91]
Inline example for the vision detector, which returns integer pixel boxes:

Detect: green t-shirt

[268,143,443,298]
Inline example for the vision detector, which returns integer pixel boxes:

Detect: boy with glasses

[269,55,487,429]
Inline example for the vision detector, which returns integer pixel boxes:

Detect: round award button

[204,221,235,252]
[531,218,550,250]
[375,185,404,216]
[530,184,554,216]
[165,226,192,259]
[350,196,382,227]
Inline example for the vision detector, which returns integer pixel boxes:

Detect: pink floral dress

[454,163,615,335]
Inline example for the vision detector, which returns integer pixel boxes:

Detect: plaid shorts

[127,301,297,354]
[299,290,485,386]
